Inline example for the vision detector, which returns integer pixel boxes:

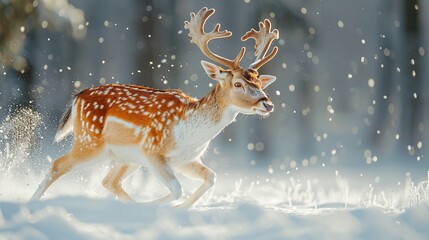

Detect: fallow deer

[31,7,279,208]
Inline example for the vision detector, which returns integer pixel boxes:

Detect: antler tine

[251,46,278,70]
[241,19,279,70]
[184,7,245,70]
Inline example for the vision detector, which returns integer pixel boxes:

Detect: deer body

[62,84,236,164]
[31,7,279,208]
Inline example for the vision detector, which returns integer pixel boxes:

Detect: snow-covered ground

[1,161,429,240]
[1,196,429,240]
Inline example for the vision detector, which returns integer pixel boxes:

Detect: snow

[1,163,429,239]
[1,196,429,239]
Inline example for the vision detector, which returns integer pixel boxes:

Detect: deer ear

[201,61,228,82]
[259,75,276,89]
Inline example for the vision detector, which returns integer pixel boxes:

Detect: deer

[30,7,279,208]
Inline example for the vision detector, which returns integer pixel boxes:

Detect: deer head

[184,7,279,116]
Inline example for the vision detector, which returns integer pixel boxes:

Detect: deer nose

[263,102,274,112]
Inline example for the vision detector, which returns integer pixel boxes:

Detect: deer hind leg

[30,142,105,201]
[144,156,183,205]
[102,162,139,201]
[174,161,216,209]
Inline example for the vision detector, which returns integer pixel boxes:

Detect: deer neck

[175,83,237,147]
[190,83,237,124]
[168,84,236,161]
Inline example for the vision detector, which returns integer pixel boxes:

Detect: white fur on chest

[167,108,237,166]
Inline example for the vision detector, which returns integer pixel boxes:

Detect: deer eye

[234,82,243,88]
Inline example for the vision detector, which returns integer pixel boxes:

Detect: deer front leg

[145,156,183,205]
[175,161,216,209]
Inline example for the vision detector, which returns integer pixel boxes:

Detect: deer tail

[54,93,79,142]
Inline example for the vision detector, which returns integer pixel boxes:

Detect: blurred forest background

[1,0,428,170]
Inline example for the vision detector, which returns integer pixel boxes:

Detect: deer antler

[241,19,279,70]
[184,7,245,70]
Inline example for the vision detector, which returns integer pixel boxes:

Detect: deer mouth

[253,107,270,116]
[255,109,270,117]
